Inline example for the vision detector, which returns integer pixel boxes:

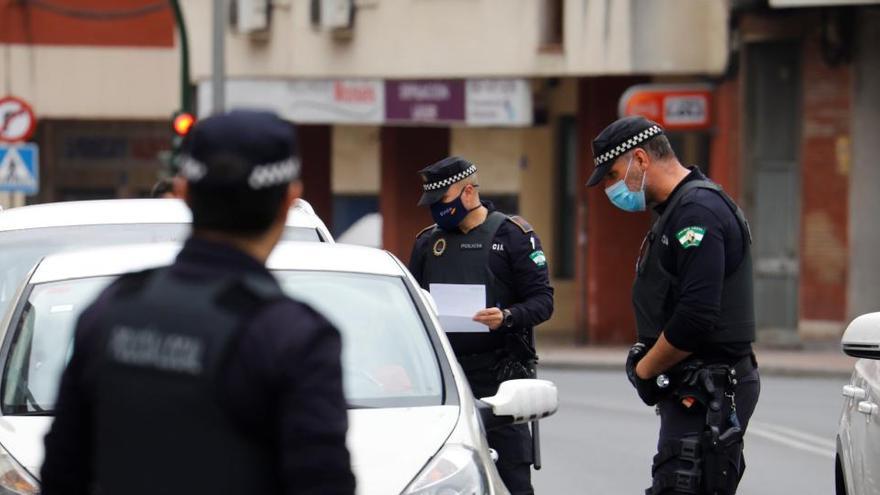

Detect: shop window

[332,195,379,238]
[539,0,564,51]
[554,116,577,279]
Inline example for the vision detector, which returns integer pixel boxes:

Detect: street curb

[538,359,854,379]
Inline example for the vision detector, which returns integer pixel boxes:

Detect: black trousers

[467,369,534,495]
[651,368,761,494]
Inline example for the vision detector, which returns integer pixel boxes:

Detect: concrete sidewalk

[537,344,857,378]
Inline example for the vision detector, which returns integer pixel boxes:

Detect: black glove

[625,343,664,406]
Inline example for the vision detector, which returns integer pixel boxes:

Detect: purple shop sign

[385,80,466,123]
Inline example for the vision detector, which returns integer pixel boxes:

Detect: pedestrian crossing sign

[0,144,39,195]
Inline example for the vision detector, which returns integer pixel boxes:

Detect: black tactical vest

[423,211,514,355]
[87,268,283,495]
[632,180,756,345]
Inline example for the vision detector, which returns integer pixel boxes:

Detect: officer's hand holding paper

[429,283,490,332]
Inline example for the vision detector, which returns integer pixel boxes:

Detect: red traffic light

[172,112,195,136]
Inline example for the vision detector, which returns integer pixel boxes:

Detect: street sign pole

[212,0,226,114]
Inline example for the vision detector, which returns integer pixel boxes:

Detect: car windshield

[1,270,443,414]
[0,224,321,326]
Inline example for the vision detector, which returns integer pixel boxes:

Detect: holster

[496,332,537,380]
[649,355,754,494]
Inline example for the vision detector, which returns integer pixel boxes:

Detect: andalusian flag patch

[676,226,706,249]
[530,250,547,267]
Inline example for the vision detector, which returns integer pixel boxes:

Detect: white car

[0,198,332,325]
[0,241,558,494]
[836,312,880,495]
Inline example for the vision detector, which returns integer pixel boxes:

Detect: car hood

[0,405,459,494]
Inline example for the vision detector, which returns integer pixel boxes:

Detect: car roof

[0,198,331,238]
[30,241,404,284]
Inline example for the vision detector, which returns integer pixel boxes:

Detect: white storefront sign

[198,79,385,124]
[465,79,532,127]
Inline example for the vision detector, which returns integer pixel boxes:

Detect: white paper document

[429,283,489,333]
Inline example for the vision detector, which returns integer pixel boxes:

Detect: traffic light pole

[169,0,192,113]
[212,0,226,113]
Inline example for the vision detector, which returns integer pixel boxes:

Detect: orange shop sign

[618,84,713,131]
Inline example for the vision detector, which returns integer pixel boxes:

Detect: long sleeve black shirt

[408,204,555,334]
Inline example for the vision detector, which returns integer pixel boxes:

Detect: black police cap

[180,110,300,190]
[586,115,664,187]
[417,156,478,206]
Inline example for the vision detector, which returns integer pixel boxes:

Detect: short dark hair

[641,134,676,161]
[188,154,289,236]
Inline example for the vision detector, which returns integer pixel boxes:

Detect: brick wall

[710,79,742,202]
[799,34,851,323]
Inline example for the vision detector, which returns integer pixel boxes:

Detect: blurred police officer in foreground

[409,156,554,495]
[587,116,760,494]
[41,110,356,495]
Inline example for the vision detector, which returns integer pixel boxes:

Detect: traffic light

[169,111,196,172]
[173,111,195,136]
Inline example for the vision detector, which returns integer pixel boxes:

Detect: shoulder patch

[676,226,706,249]
[416,224,438,239]
[506,215,534,234]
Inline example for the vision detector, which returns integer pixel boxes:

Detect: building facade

[0,0,179,204]
[3,0,877,345]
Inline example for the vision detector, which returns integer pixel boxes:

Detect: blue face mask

[431,188,475,231]
[604,157,647,212]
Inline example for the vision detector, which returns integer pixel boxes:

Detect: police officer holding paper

[586,116,760,495]
[41,111,356,495]
[409,156,554,495]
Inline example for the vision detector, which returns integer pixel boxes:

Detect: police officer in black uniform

[586,116,761,494]
[41,110,356,495]
[409,156,554,495]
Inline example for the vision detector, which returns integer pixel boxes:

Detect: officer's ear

[281,180,303,212]
[633,148,651,172]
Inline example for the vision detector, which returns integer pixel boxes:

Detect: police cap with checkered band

[417,156,478,206]
[586,116,665,187]
[180,109,300,191]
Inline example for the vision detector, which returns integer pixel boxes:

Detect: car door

[859,360,880,495]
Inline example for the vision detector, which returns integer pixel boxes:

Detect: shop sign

[385,80,465,123]
[199,79,385,124]
[466,79,532,126]
[618,84,713,131]
[199,78,533,127]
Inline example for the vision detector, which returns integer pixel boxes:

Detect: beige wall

[0,45,178,119]
[450,128,521,195]
[183,0,728,81]
[332,125,381,194]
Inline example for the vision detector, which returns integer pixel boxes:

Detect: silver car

[837,312,880,495]
[0,198,332,324]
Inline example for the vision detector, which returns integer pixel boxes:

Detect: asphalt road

[532,368,844,494]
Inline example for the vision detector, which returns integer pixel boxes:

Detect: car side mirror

[477,379,558,431]
[842,312,880,360]
[421,289,439,315]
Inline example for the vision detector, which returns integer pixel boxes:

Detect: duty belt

[456,350,502,373]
